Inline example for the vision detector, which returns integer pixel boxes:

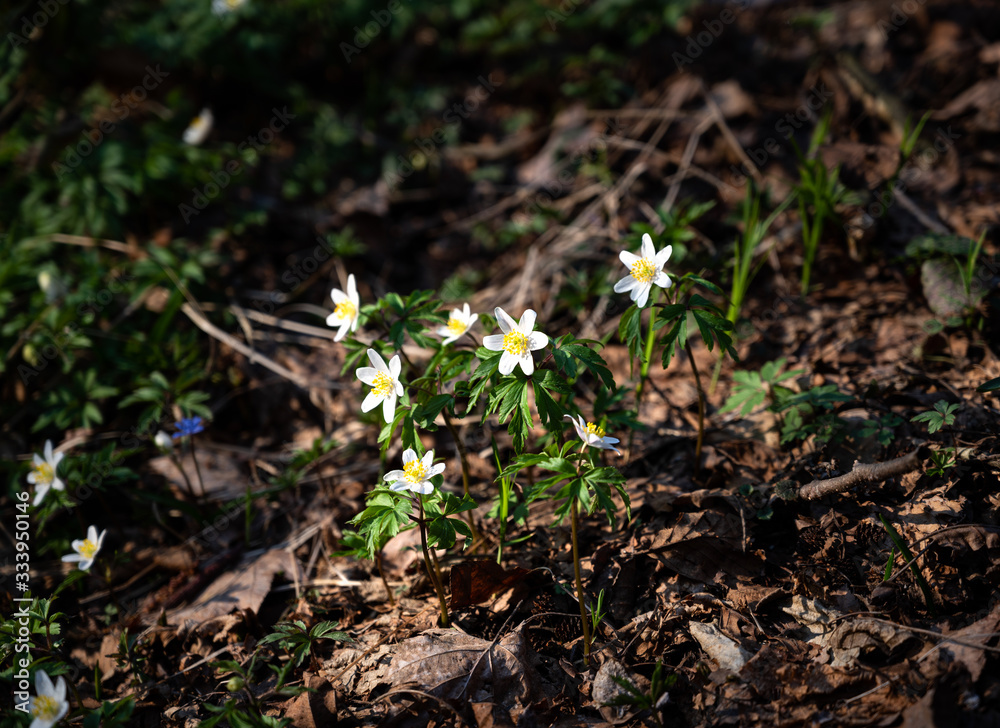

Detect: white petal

[32,453,44,468]
[36,670,55,696]
[614,275,637,294]
[393,379,403,396]
[52,477,65,492]
[33,483,49,506]
[44,440,54,461]
[411,481,435,495]
[633,284,651,308]
[498,351,516,375]
[402,449,417,464]
[421,450,435,467]
[428,463,446,477]
[334,321,350,342]
[95,528,107,550]
[518,353,534,376]
[654,244,672,267]
[388,481,408,492]
[461,302,471,319]
[483,334,505,351]
[384,469,405,482]
[367,348,389,373]
[53,675,67,701]
[388,354,401,379]
[518,309,537,333]
[382,392,397,423]
[653,271,672,288]
[52,450,64,467]
[495,307,517,334]
[350,317,359,332]
[361,391,382,412]
[619,250,639,267]
[528,332,548,351]
[326,311,342,328]
[356,367,378,384]
[87,525,98,542]
[330,288,346,304]
[62,553,83,563]
[27,472,38,484]
[347,274,357,301]
[641,233,655,260]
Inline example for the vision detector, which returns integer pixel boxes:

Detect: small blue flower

[172,417,205,439]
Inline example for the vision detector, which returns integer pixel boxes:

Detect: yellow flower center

[586,422,606,438]
[371,372,394,398]
[32,462,54,486]
[403,459,428,483]
[502,330,529,356]
[446,316,467,335]
[630,257,657,284]
[32,695,60,720]
[334,300,357,321]
[79,539,98,559]
[227,0,240,6]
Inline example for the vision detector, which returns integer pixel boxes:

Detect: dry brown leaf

[167,549,302,634]
[149,448,246,501]
[690,622,751,672]
[356,627,537,724]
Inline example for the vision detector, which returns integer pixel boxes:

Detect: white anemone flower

[356,348,403,423]
[564,414,621,455]
[28,440,65,507]
[384,448,445,495]
[212,0,247,15]
[182,108,213,146]
[326,274,360,342]
[62,525,106,571]
[29,670,69,728]
[613,233,672,308]
[482,307,549,376]
[154,430,174,452]
[436,303,476,345]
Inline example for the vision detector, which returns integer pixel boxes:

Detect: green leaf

[977,376,1000,393]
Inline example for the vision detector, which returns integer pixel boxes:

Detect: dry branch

[798,447,928,500]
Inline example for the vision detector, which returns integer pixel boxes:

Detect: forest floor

[22,1,1000,727]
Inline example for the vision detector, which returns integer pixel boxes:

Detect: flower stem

[189,437,206,498]
[628,298,659,460]
[684,339,706,474]
[442,409,479,544]
[416,496,449,626]
[170,452,198,501]
[376,550,395,607]
[570,495,592,665]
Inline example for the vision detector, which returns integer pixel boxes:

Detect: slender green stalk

[189,438,206,498]
[442,409,479,543]
[685,340,706,474]
[628,295,658,459]
[570,496,591,664]
[169,452,198,501]
[416,496,449,626]
[375,550,395,607]
[571,443,593,664]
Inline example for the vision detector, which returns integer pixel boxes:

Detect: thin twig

[798,447,927,500]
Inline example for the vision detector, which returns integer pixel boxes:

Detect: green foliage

[910,400,961,434]
[349,489,415,560]
[727,183,794,324]
[774,384,853,445]
[720,358,803,416]
[857,413,904,447]
[977,376,1000,393]
[83,697,135,728]
[257,621,351,669]
[926,447,956,477]
[793,110,849,296]
[606,660,676,727]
